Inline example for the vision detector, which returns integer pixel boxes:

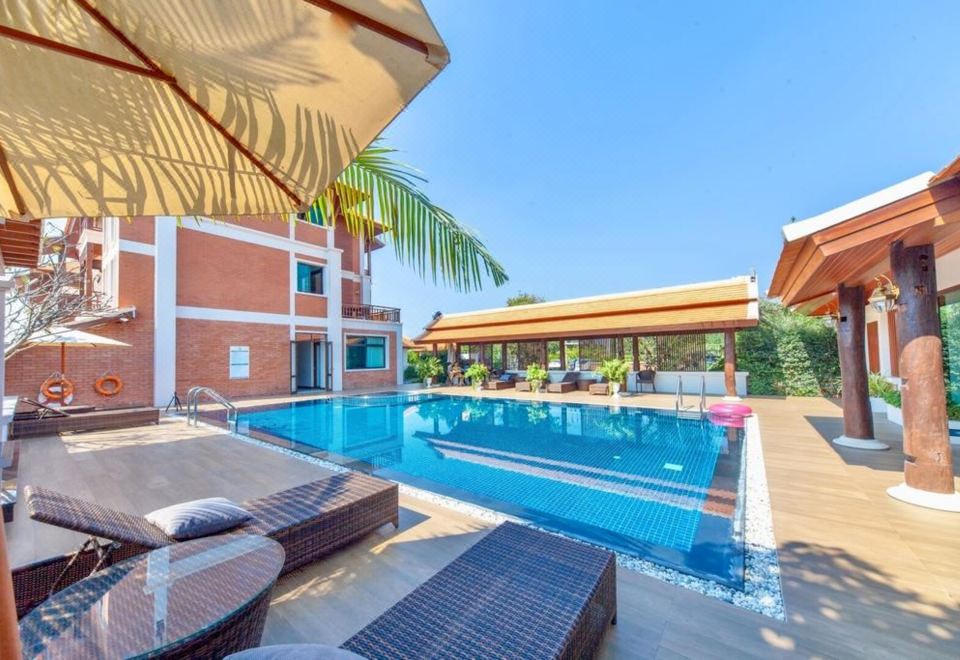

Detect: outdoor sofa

[341,522,617,659]
[12,471,398,617]
[484,373,517,390]
[589,377,610,395]
[546,371,579,393]
[515,377,536,392]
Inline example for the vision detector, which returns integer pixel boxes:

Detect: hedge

[736,299,841,397]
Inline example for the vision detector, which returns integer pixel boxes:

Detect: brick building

[6,216,403,408]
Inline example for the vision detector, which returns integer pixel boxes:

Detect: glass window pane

[346,335,386,370]
[297,263,324,294]
[546,341,561,370]
[564,340,580,370]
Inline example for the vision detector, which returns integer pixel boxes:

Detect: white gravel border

[194,408,784,619]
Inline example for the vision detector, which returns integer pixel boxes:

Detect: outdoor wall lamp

[868,275,900,313]
[820,311,839,329]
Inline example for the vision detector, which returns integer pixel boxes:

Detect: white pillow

[145,497,251,540]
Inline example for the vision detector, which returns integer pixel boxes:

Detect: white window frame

[344,333,389,372]
[295,261,326,296]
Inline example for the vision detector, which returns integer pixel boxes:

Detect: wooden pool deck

[5,391,959,658]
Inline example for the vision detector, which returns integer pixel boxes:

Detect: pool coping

[193,405,785,620]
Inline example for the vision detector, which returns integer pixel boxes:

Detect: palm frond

[314,141,508,292]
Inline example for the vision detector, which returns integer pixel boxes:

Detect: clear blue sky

[373,0,960,335]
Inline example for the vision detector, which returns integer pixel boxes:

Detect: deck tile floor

[6,392,960,658]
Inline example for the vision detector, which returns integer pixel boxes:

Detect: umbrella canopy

[27,326,131,348]
[0,0,449,219]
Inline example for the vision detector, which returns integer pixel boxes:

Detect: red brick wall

[341,329,397,390]
[295,293,327,317]
[176,231,288,313]
[175,319,290,398]
[294,221,328,246]
[120,216,155,243]
[334,224,360,273]
[5,252,155,408]
[342,279,361,306]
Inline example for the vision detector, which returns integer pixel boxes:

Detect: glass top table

[20,534,284,659]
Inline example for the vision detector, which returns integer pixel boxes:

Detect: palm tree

[314,141,508,293]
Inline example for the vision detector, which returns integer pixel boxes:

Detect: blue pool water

[218,393,746,588]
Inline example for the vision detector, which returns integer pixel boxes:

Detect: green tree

[315,140,508,292]
[506,292,545,306]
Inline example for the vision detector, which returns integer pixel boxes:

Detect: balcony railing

[342,304,400,323]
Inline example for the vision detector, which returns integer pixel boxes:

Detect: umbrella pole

[0,524,20,658]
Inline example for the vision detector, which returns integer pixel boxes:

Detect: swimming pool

[218,392,747,588]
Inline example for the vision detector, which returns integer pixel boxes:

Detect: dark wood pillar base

[891,241,955,494]
[836,283,879,443]
[723,329,738,399]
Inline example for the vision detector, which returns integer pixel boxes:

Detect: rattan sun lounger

[11,405,160,438]
[12,471,398,617]
[547,371,579,393]
[484,373,517,390]
[342,522,617,660]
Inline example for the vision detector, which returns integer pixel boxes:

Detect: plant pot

[423,377,433,388]
[529,381,542,393]
[610,382,622,396]
[473,380,484,392]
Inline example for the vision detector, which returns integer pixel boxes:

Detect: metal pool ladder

[185,386,237,431]
[675,375,706,419]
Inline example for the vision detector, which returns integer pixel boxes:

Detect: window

[346,335,386,370]
[297,262,324,294]
[229,346,250,379]
[297,206,327,226]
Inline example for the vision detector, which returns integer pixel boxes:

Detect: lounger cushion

[227,645,366,660]
[498,374,513,382]
[145,497,251,540]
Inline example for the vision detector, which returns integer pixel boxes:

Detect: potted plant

[598,358,630,397]
[416,355,443,388]
[526,364,548,393]
[464,363,490,391]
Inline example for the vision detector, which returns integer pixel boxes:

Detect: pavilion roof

[769,156,960,313]
[414,276,759,345]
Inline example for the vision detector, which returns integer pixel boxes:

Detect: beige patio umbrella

[0,2,448,651]
[0,0,449,219]
[27,326,130,387]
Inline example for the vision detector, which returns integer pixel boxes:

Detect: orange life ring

[94,375,124,397]
[41,377,75,402]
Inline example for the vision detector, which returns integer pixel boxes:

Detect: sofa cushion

[145,497,251,540]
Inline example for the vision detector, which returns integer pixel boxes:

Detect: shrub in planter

[597,358,629,396]
[868,372,895,398]
[464,363,490,390]
[416,355,443,386]
[403,365,419,382]
[525,364,548,392]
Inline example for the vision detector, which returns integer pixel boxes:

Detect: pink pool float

[707,402,753,428]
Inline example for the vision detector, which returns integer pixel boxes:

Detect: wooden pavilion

[770,156,960,511]
[415,276,759,398]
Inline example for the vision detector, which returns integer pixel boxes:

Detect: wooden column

[835,284,878,443]
[559,340,566,370]
[723,328,737,398]
[891,241,954,493]
[632,336,640,371]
